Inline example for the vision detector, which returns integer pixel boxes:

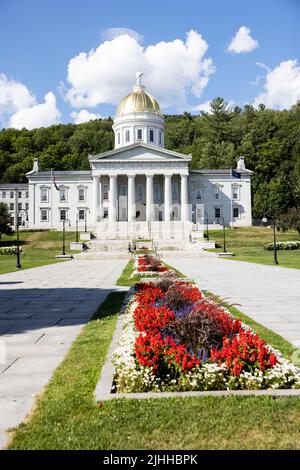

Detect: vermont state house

[9,74,252,241]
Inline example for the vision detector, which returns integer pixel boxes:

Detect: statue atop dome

[136,71,143,87]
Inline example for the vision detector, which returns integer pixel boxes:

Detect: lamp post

[61,218,71,255]
[75,212,79,243]
[84,208,90,232]
[262,216,278,265]
[204,210,209,241]
[16,209,28,269]
[217,216,227,253]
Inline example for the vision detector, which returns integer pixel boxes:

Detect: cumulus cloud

[64,30,215,111]
[101,27,143,43]
[9,92,61,129]
[0,73,36,118]
[227,26,258,54]
[193,100,211,113]
[254,59,300,109]
[71,109,101,124]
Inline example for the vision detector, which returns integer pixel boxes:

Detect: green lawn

[6,260,300,450]
[207,227,300,269]
[0,230,78,274]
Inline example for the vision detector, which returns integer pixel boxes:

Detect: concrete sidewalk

[164,256,300,345]
[0,258,127,448]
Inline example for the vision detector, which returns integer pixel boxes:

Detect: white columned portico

[164,174,172,222]
[146,174,154,222]
[93,175,100,223]
[109,175,117,222]
[127,175,136,222]
[181,174,189,221]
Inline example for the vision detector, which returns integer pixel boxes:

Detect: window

[26,191,29,198]
[154,184,161,202]
[159,131,162,146]
[78,188,85,202]
[137,129,143,140]
[59,187,67,202]
[172,182,179,199]
[103,210,108,219]
[137,184,144,201]
[41,209,48,222]
[125,130,130,143]
[149,129,154,142]
[60,209,67,221]
[214,207,221,219]
[25,203,29,210]
[117,132,121,145]
[10,191,14,198]
[233,207,239,218]
[10,217,14,226]
[41,187,48,202]
[2,191,6,198]
[18,203,22,211]
[119,185,127,196]
[103,184,109,200]
[78,209,85,220]
[232,186,240,200]
[214,185,221,200]
[10,203,14,210]
[18,191,22,198]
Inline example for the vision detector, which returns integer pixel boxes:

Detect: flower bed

[113,270,300,393]
[265,241,300,250]
[132,254,169,278]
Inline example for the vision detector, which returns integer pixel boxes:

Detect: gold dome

[116,80,161,118]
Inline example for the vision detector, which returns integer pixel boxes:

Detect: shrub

[264,241,300,250]
[0,245,22,255]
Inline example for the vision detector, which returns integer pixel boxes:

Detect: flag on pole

[231,169,241,179]
[51,169,59,190]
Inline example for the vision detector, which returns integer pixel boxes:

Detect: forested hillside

[0,98,299,218]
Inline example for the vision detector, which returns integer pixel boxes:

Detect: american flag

[51,169,59,190]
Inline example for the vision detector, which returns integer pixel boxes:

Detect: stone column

[108,175,117,222]
[99,176,103,221]
[127,175,136,222]
[93,175,100,223]
[146,174,154,222]
[181,174,189,221]
[164,174,172,222]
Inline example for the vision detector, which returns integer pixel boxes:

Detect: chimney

[32,158,40,172]
[236,156,245,171]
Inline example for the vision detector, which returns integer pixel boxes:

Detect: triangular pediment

[89,143,191,162]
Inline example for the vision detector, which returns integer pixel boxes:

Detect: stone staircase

[73,239,132,260]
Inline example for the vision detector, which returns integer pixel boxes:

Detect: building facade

[0,184,29,229]
[25,74,252,240]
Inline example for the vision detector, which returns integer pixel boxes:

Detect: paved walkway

[0,259,127,448]
[165,256,300,345]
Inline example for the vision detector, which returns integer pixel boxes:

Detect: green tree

[0,202,12,240]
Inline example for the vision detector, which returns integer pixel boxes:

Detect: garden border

[94,288,300,402]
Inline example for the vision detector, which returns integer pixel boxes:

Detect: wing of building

[23,74,253,240]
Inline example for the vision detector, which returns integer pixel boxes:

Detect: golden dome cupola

[113,72,165,149]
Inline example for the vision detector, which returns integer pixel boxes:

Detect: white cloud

[101,27,143,43]
[193,100,211,113]
[254,59,300,109]
[9,92,61,129]
[64,30,215,111]
[0,73,36,118]
[71,109,101,124]
[227,26,259,54]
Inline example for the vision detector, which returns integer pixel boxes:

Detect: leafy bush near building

[0,245,22,255]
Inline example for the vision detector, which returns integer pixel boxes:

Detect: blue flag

[231,169,241,179]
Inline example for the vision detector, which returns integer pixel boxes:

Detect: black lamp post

[217,216,227,253]
[204,210,209,241]
[61,218,71,255]
[84,208,90,233]
[75,212,79,243]
[16,208,28,269]
[262,216,279,265]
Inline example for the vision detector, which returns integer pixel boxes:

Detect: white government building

[24,74,252,242]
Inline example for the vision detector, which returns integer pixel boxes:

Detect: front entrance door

[118,184,128,221]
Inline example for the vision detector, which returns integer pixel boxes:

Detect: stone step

[74,252,131,260]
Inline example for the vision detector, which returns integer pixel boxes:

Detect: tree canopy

[0,99,299,218]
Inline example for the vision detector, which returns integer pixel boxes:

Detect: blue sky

[0,0,299,129]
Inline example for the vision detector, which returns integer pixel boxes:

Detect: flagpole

[230,168,233,229]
